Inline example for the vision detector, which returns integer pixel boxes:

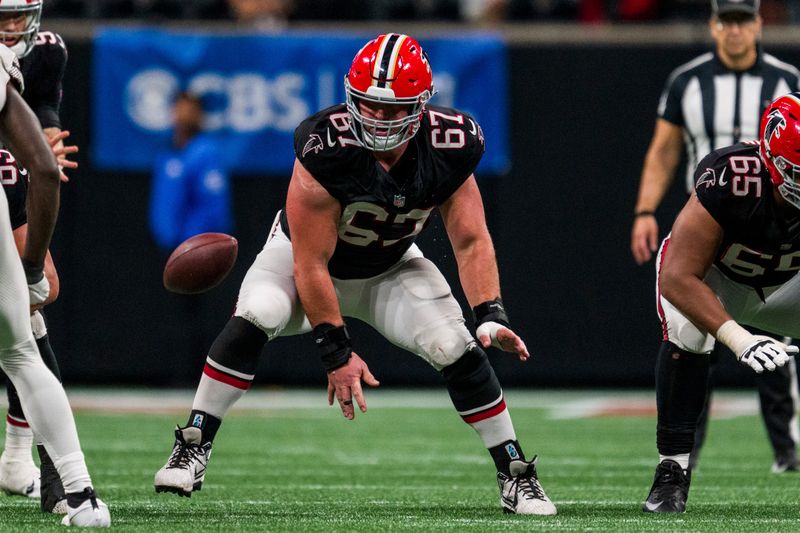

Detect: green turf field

[2,389,799,531]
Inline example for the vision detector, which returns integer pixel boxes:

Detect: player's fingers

[47,130,69,145]
[362,368,380,387]
[479,335,491,349]
[327,381,335,406]
[785,345,799,355]
[58,159,78,169]
[59,172,69,183]
[352,382,367,413]
[337,387,354,419]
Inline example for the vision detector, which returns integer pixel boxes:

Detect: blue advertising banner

[92,29,509,175]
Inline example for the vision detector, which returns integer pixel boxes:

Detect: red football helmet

[760,92,800,210]
[345,33,434,151]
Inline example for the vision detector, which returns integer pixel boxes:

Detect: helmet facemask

[345,80,430,152]
[773,155,800,210]
[0,1,41,58]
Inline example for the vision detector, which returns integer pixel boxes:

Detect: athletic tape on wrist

[715,320,754,357]
[313,323,353,372]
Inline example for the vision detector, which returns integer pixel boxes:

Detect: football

[163,233,238,294]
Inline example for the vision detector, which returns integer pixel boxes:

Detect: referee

[631,0,800,473]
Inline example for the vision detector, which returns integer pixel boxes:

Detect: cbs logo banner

[92,30,509,176]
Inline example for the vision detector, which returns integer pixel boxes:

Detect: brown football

[163,233,238,294]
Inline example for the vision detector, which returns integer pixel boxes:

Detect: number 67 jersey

[288,103,485,279]
[694,141,800,288]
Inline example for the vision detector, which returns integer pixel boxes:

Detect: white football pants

[0,187,90,492]
[657,235,800,353]
[235,212,475,370]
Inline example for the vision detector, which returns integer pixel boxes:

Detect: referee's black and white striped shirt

[658,50,800,193]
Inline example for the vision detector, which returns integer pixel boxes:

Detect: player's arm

[285,159,379,419]
[660,195,796,372]
[439,175,528,361]
[12,224,59,308]
[631,118,683,264]
[0,86,61,301]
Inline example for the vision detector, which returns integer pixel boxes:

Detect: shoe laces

[652,462,688,497]
[166,440,206,470]
[511,461,546,501]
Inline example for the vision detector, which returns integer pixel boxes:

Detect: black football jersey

[288,104,485,279]
[694,141,800,288]
[0,149,29,230]
[19,31,66,129]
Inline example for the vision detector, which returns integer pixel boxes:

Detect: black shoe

[37,445,67,514]
[643,460,691,513]
[771,451,799,474]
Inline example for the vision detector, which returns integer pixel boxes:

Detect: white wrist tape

[715,320,754,357]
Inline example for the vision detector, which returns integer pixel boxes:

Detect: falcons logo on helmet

[763,108,787,154]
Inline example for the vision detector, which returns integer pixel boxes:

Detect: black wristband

[634,211,656,218]
[313,323,353,372]
[21,258,44,285]
[472,298,510,328]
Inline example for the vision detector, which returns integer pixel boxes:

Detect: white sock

[3,418,34,462]
[192,359,253,419]
[660,453,690,470]
[0,336,92,493]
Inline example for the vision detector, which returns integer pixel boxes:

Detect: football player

[0,44,109,527]
[644,92,800,513]
[0,0,77,514]
[154,33,557,515]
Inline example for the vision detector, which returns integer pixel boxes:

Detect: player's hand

[477,321,529,361]
[631,214,659,265]
[22,261,49,306]
[47,130,78,182]
[737,336,798,373]
[326,351,380,420]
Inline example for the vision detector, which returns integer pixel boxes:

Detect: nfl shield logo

[393,194,406,208]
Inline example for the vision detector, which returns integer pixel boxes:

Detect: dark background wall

[44,37,800,388]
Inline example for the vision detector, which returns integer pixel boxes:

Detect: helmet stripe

[384,35,408,90]
[786,93,800,107]
[373,33,401,88]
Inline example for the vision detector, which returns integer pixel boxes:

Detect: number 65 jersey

[694,141,800,288]
[288,103,485,279]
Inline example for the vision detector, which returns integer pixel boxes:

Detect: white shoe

[0,451,40,498]
[497,456,557,515]
[154,426,212,497]
[60,488,110,527]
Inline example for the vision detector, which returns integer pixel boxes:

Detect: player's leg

[690,345,720,470]
[0,309,65,511]
[644,240,715,513]
[0,202,108,526]
[0,365,39,498]
[155,214,309,496]
[28,310,67,513]
[348,250,555,515]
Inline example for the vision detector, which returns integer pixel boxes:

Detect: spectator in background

[227,0,292,29]
[149,92,232,252]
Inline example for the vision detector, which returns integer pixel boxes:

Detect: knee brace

[656,341,711,456]
[441,345,502,413]
[207,317,269,376]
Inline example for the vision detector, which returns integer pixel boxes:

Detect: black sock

[6,378,23,420]
[36,334,62,381]
[186,410,222,444]
[489,439,525,475]
[656,341,710,457]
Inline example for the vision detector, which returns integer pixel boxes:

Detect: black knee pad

[441,345,502,413]
[207,317,269,376]
[656,341,711,456]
